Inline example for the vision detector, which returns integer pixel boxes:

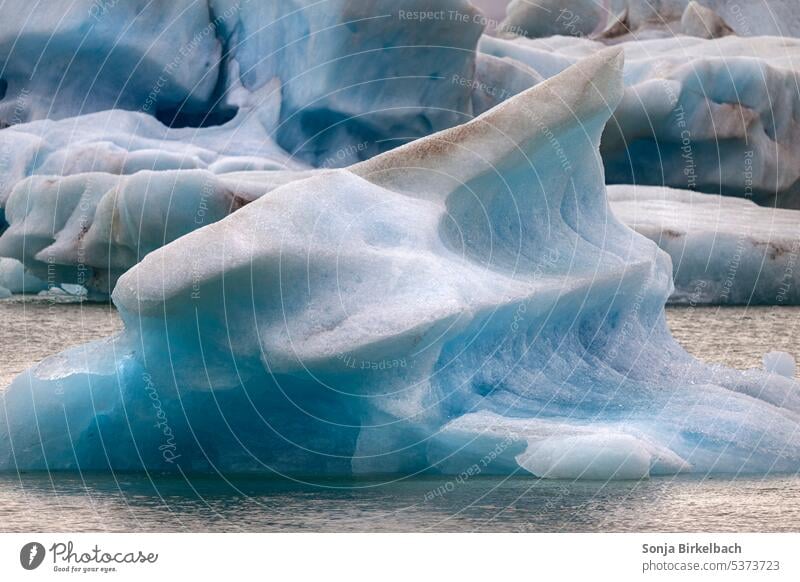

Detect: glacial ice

[4,0,800,301]
[1,0,485,167]
[0,0,497,293]
[680,2,734,40]
[0,0,221,125]
[500,0,619,39]
[0,168,316,294]
[480,33,800,206]
[0,94,312,294]
[210,0,485,167]
[2,51,800,479]
[608,185,800,305]
[0,95,303,209]
[501,1,800,40]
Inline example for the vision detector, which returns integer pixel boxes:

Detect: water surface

[1,472,798,532]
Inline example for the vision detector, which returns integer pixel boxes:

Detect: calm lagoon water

[1,297,799,532]
[1,472,799,532]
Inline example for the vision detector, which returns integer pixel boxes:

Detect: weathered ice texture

[3,52,799,480]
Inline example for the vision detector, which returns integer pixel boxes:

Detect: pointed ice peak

[681,1,734,39]
[352,47,625,198]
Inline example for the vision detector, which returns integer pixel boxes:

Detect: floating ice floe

[1,0,487,167]
[763,351,797,379]
[480,33,800,207]
[0,167,318,294]
[0,86,303,210]
[2,50,799,479]
[0,258,46,295]
[609,185,800,305]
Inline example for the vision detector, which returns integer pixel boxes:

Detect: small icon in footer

[20,542,46,570]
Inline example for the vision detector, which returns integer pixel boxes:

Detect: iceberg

[500,0,619,39]
[2,50,799,479]
[763,351,796,379]
[680,2,734,40]
[0,168,314,295]
[609,185,800,305]
[500,1,800,40]
[0,89,310,294]
[0,92,302,211]
[0,0,493,292]
[480,33,800,207]
[1,0,486,167]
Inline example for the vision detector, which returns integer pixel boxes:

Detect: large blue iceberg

[2,50,799,479]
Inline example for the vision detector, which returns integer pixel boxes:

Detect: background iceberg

[610,185,800,305]
[481,33,800,207]
[0,0,222,125]
[501,1,800,40]
[210,0,484,167]
[2,1,800,305]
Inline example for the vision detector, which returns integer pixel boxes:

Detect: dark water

[0,298,799,532]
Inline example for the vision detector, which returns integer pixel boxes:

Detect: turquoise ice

[2,50,799,479]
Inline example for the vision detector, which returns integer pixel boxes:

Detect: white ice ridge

[3,50,800,479]
[480,33,800,207]
[0,90,302,209]
[609,185,800,305]
[0,99,311,294]
[0,169,316,294]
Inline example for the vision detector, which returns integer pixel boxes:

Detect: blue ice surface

[209,0,484,166]
[5,0,800,301]
[2,50,799,480]
[501,0,800,40]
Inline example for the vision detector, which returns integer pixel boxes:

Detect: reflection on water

[1,472,799,532]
